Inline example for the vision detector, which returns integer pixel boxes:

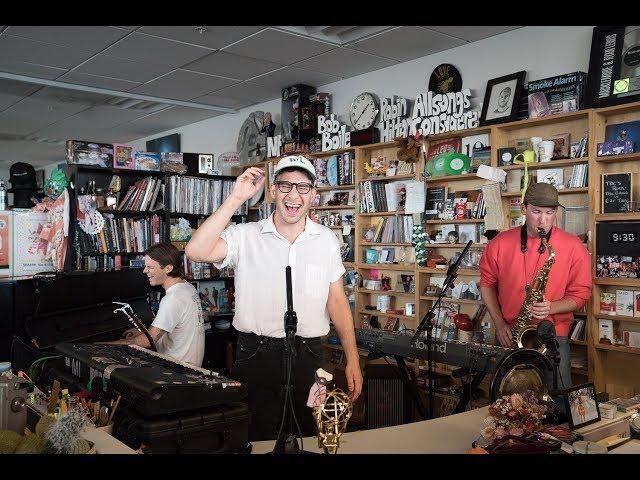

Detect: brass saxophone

[511,228,555,353]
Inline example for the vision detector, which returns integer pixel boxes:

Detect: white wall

[131,26,595,156]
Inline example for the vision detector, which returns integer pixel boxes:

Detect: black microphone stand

[273,266,303,454]
[409,240,473,420]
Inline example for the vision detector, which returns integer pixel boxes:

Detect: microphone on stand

[536,319,557,347]
[285,266,297,337]
[444,240,473,288]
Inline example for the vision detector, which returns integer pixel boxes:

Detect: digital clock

[597,222,640,256]
[611,232,637,243]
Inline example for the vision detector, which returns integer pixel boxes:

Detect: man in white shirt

[186,155,362,441]
[118,243,205,367]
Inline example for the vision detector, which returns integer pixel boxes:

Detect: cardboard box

[66,140,113,167]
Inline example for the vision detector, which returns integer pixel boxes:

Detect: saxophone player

[479,183,592,389]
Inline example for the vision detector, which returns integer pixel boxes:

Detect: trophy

[310,369,353,454]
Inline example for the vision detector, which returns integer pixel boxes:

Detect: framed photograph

[563,382,601,429]
[479,71,526,126]
[586,26,640,108]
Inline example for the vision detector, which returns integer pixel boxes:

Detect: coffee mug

[538,140,555,162]
[514,149,536,164]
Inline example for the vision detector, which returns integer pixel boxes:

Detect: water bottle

[0,180,7,210]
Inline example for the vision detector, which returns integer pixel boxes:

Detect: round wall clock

[429,63,463,94]
[349,92,380,130]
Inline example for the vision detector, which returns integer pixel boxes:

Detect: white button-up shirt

[214,214,345,338]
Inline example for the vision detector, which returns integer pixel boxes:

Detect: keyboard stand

[393,355,428,421]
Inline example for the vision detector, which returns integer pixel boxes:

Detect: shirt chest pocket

[305,264,327,299]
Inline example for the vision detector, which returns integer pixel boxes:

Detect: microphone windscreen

[536,320,556,342]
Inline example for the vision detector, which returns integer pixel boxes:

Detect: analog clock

[349,92,380,130]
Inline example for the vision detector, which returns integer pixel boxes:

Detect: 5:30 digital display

[610,232,638,243]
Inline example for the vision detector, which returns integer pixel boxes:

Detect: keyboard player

[111,243,205,367]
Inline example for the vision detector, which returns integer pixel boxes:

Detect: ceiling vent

[277,26,394,45]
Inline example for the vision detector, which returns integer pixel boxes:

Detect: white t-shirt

[214,214,345,338]
[151,281,205,367]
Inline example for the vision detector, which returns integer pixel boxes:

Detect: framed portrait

[563,382,601,429]
[479,71,526,126]
[586,26,640,108]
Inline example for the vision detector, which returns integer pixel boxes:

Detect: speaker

[365,364,409,429]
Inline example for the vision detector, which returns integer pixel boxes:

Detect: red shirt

[479,226,592,336]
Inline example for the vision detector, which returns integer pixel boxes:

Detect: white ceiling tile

[210,83,278,103]
[35,106,149,139]
[122,106,224,136]
[103,33,212,69]
[191,93,255,109]
[0,35,94,69]
[31,87,114,106]
[293,47,397,77]
[0,58,67,79]
[185,51,281,80]
[0,79,41,112]
[0,140,64,167]
[139,26,266,49]
[5,26,130,55]
[0,96,92,135]
[59,71,141,91]
[224,28,336,65]
[0,113,57,136]
[247,66,341,90]
[130,70,238,101]
[74,54,173,83]
[349,26,466,62]
[423,26,522,42]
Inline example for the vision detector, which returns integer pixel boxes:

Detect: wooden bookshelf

[313,205,356,210]
[594,278,640,287]
[357,309,416,322]
[500,158,588,171]
[357,263,415,272]
[595,314,640,324]
[594,152,640,164]
[419,296,484,305]
[501,187,588,197]
[594,213,640,222]
[360,173,416,182]
[316,184,355,191]
[357,288,415,297]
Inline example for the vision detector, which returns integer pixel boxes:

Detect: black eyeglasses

[274,181,314,194]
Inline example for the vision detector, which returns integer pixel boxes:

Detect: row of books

[77,215,164,255]
[600,290,640,317]
[77,254,142,272]
[367,215,414,244]
[166,175,247,216]
[360,180,406,213]
[313,152,355,186]
[117,176,164,211]
[567,164,589,188]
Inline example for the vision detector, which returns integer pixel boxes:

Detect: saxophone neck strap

[520,224,552,254]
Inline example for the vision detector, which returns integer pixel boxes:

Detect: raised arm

[186,167,265,263]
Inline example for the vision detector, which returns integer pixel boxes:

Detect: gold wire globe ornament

[313,388,353,454]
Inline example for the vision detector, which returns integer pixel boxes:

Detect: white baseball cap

[274,155,316,181]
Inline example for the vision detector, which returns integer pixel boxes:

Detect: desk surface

[252,407,488,454]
